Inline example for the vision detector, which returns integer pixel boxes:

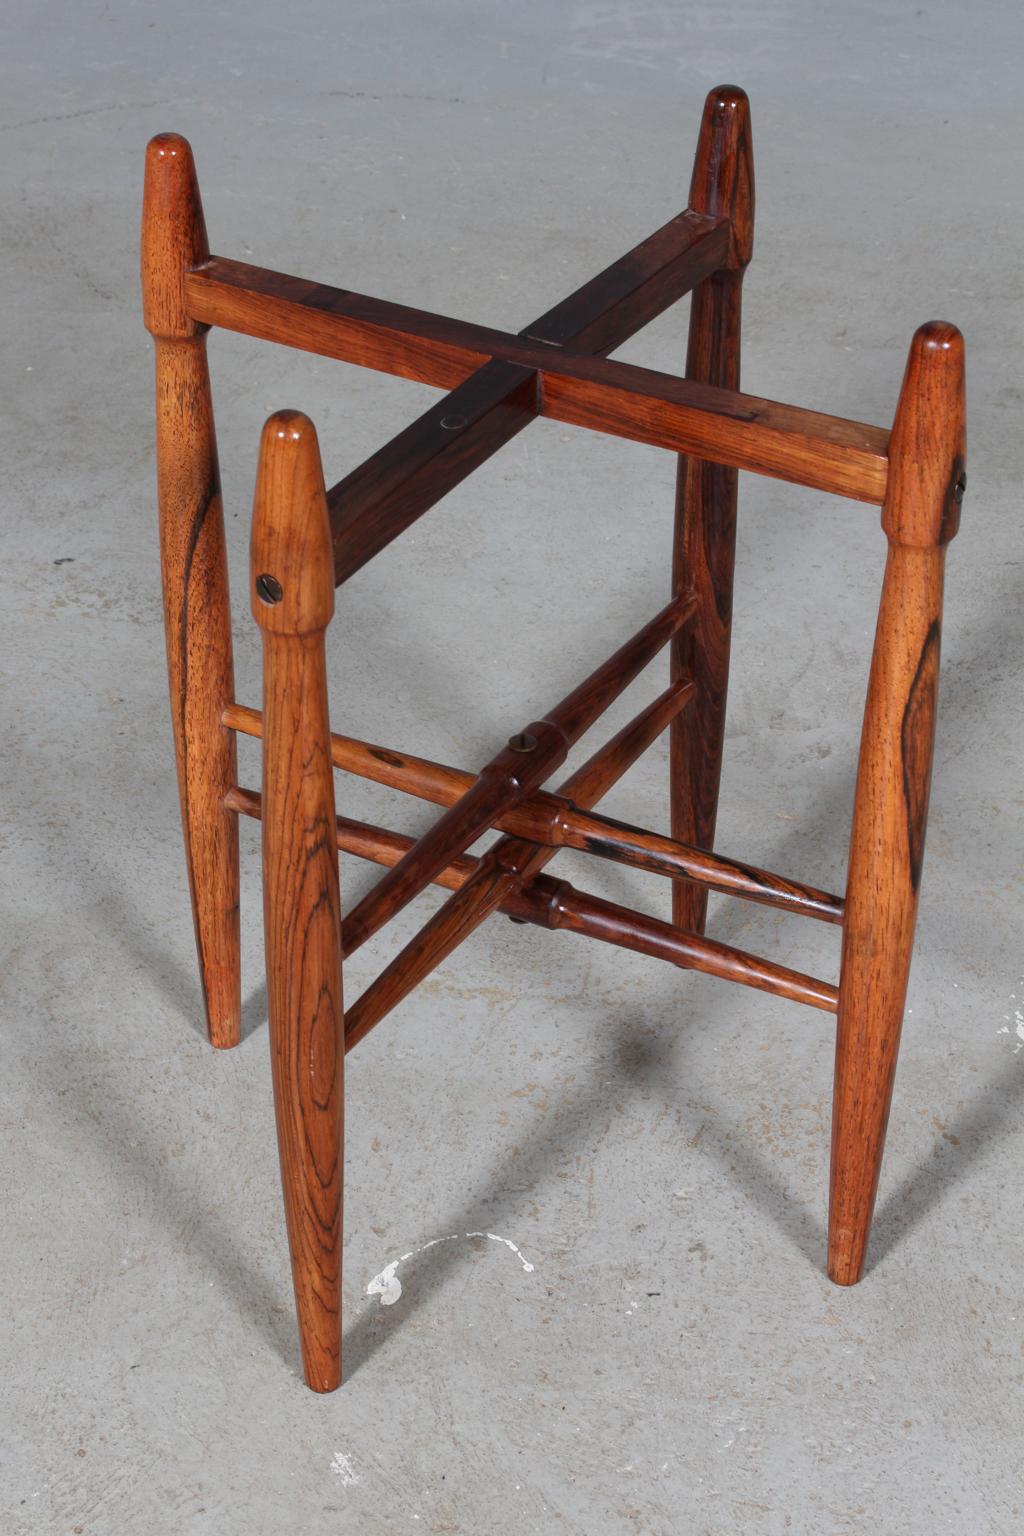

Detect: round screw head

[440,414,467,431]
[508,731,537,753]
[953,472,967,503]
[255,572,283,605]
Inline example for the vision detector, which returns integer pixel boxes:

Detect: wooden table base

[141,87,966,1391]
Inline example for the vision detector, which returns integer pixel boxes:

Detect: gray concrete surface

[2,3,1022,1533]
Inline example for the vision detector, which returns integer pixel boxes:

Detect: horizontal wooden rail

[327,359,539,583]
[224,680,689,823]
[326,210,730,584]
[185,257,889,503]
[560,805,843,923]
[225,786,476,889]
[538,880,839,1013]
[223,686,843,924]
[520,208,730,354]
[225,789,839,1016]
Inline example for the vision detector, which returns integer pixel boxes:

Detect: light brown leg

[252,411,344,1390]
[142,135,240,1048]
[671,86,755,935]
[829,322,966,1285]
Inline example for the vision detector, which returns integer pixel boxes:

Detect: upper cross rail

[519,207,729,355]
[322,208,730,584]
[184,256,890,506]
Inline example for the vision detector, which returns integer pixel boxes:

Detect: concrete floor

[2,3,1022,1532]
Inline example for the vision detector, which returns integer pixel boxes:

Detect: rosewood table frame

[141,86,966,1392]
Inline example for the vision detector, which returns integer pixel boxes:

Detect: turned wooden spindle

[828,322,966,1286]
[222,688,845,925]
[252,411,344,1391]
[671,85,754,934]
[142,133,241,1048]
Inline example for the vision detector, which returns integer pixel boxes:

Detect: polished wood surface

[147,90,966,1392]
[184,257,889,504]
[829,322,965,1286]
[672,85,753,934]
[341,659,697,1050]
[522,208,728,351]
[329,209,729,584]
[245,678,686,905]
[225,785,482,895]
[142,134,240,1049]
[251,411,344,1391]
[329,359,538,583]
[339,591,695,957]
[224,695,843,925]
[227,789,838,1016]
[542,882,837,1013]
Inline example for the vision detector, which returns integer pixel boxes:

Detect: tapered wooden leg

[142,135,241,1048]
[252,411,344,1390]
[829,323,966,1285]
[671,86,754,934]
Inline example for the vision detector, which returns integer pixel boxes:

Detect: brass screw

[508,731,537,753]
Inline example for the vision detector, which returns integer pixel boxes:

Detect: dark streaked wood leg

[829,322,966,1285]
[671,85,754,934]
[143,134,241,1048]
[252,411,344,1389]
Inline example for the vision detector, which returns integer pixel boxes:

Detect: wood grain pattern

[252,411,344,1390]
[229,675,694,903]
[328,209,729,583]
[147,94,967,1391]
[558,804,842,923]
[671,85,753,934]
[522,208,728,353]
[224,787,476,891]
[142,134,241,1049]
[227,789,837,1016]
[329,359,538,583]
[829,321,965,1286]
[225,684,688,814]
[538,881,838,1013]
[224,693,843,924]
[183,258,889,503]
[338,717,569,958]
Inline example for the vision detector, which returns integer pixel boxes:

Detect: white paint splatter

[467,1231,535,1271]
[366,1232,535,1306]
[330,1451,359,1486]
[998,989,1024,1053]
[366,1249,417,1306]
